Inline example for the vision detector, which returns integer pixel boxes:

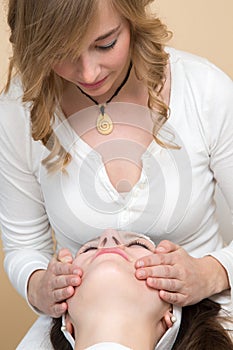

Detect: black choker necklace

[76,61,132,135]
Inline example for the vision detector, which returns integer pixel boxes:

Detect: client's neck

[73,302,165,350]
[68,262,168,350]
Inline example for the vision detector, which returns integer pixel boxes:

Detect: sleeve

[0,97,54,305]
[203,64,233,304]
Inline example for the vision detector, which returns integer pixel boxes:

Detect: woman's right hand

[27,249,83,317]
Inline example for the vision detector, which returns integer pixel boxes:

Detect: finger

[146,277,182,292]
[52,302,68,318]
[135,264,177,280]
[53,285,75,303]
[159,290,187,306]
[53,260,79,276]
[57,248,73,264]
[51,274,82,290]
[135,252,173,269]
[155,240,179,253]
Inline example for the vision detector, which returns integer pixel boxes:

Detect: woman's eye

[97,39,117,51]
[81,246,98,254]
[127,241,150,250]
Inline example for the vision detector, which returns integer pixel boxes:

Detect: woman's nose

[77,53,101,83]
[98,229,123,248]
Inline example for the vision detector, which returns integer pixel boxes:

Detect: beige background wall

[0,0,233,349]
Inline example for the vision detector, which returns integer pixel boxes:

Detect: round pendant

[96,112,113,135]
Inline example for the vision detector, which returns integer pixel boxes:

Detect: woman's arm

[135,62,233,306]
[0,88,81,316]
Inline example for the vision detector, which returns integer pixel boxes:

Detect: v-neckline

[53,47,181,197]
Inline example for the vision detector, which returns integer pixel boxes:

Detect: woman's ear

[65,314,74,336]
[61,313,76,348]
[163,309,177,329]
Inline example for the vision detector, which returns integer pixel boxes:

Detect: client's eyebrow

[94,24,121,42]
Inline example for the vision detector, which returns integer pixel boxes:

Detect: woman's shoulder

[167,46,232,106]
[0,76,31,120]
[166,46,232,83]
[0,76,25,102]
[0,76,32,145]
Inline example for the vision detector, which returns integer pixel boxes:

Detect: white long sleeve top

[1,48,233,347]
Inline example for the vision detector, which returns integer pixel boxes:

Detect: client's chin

[78,254,137,302]
[66,255,170,350]
[68,254,159,323]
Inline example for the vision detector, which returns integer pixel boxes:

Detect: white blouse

[0,48,233,348]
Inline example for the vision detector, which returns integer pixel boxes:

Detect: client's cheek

[73,255,89,270]
[131,250,152,261]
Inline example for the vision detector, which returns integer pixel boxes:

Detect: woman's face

[74,229,155,268]
[53,0,131,98]
[64,230,178,349]
[68,230,169,330]
[71,229,157,301]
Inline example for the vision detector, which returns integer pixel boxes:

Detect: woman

[56,229,181,350]
[0,0,233,348]
[49,230,233,350]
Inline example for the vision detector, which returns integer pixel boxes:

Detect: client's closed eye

[79,246,98,254]
[127,241,151,250]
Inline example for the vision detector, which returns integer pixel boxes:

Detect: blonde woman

[0,0,233,348]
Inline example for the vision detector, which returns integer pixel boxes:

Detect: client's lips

[92,248,129,261]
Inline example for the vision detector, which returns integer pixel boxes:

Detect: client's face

[74,229,155,270]
[71,229,155,298]
[67,229,170,335]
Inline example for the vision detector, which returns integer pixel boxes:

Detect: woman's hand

[27,248,82,317]
[135,240,229,306]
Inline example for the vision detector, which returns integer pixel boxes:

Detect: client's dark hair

[50,316,72,350]
[173,298,233,349]
[50,299,233,350]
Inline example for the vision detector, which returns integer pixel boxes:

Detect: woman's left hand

[135,240,229,306]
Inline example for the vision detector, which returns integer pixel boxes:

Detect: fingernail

[156,247,166,252]
[136,260,144,268]
[62,256,72,263]
[71,277,79,284]
[73,269,81,275]
[147,277,155,287]
[137,270,146,278]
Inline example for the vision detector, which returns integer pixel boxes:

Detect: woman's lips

[92,248,129,261]
[78,75,108,90]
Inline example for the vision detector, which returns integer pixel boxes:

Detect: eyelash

[97,39,117,51]
[80,239,151,253]
[80,246,98,254]
[127,241,151,250]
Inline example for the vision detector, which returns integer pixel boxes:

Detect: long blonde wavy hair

[6,0,172,171]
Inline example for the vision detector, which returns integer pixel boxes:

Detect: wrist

[27,269,46,308]
[200,256,230,296]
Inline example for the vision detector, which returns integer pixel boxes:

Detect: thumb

[155,240,178,253]
[57,248,73,263]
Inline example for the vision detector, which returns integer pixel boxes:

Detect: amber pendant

[96,104,113,135]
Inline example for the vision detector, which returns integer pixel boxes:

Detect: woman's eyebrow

[94,24,121,42]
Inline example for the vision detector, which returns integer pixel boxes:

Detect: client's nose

[98,229,123,248]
